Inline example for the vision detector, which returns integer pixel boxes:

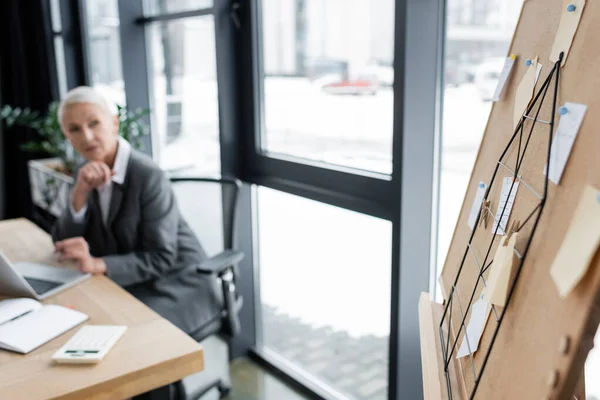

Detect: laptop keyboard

[24,277,62,295]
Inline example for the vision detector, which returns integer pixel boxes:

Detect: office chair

[169,176,244,400]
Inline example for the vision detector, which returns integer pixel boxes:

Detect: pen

[2,310,34,324]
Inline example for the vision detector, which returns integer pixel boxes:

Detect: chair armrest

[196,250,244,275]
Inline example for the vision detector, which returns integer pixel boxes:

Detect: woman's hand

[72,162,114,211]
[54,237,107,275]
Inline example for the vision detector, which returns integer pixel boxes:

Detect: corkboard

[438,0,600,399]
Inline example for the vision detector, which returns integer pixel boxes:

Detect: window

[49,0,62,32]
[53,37,69,99]
[435,0,524,300]
[259,0,395,174]
[83,0,125,106]
[258,187,392,400]
[146,16,220,175]
[144,0,213,15]
[48,0,68,98]
[588,329,600,399]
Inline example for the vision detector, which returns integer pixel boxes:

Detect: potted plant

[0,101,149,218]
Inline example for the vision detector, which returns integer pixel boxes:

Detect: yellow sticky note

[550,185,600,298]
[550,0,586,67]
[484,233,518,307]
[513,57,538,129]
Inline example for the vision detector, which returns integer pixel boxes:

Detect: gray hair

[58,86,117,125]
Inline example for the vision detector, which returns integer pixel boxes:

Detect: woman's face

[61,102,119,162]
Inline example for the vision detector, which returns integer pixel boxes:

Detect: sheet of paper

[457,297,492,358]
[493,177,520,235]
[492,55,516,102]
[484,233,518,307]
[513,57,539,129]
[0,305,88,354]
[547,102,587,184]
[535,63,543,84]
[550,0,586,66]
[550,185,600,298]
[468,182,488,230]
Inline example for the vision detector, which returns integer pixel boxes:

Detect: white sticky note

[513,57,539,129]
[550,185,600,298]
[492,177,520,235]
[457,298,491,358]
[535,63,543,84]
[468,182,487,230]
[492,56,516,102]
[547,102,587,184]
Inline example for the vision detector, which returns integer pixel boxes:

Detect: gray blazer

[52,150,222,335]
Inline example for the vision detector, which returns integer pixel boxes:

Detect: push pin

[547,369,559,388]
[566,3,576,12]
[525,59,532,67]
[510,54,517,61]
[559,335,571,355]
[479,182,485,189]
[558,106,569,116]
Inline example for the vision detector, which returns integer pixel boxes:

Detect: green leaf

[4,100,150,161]
[20,142,48,153]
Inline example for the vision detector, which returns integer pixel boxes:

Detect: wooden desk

[0,219,204,399]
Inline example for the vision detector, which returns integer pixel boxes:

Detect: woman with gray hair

[52,86,219,339]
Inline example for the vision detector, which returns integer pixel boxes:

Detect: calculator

[52,325,127,364]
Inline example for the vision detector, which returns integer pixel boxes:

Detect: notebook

[0,298,88,354]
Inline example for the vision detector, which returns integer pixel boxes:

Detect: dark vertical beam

[117,0,153,155]
[60,0,89,88]
[389,0,443,398]
[214,0,257,359]
[40,0,61,101]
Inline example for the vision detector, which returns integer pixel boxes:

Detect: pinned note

[484,232,518,307]
[468,182,488,230]
[492,55,517,102]
[457,297,492,358]
[535,63,543,85]
[550,0,586,66]
[513,57,539,129]
[547,102,587,184]
[550,185,600,298]
[493,177,520,235]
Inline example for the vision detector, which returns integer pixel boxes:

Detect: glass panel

[259,0,395,174]
[587,329,600,399]
[435,0,524,300]
[258,187,391,400]
[53,37,68,98]
[50,0,62,32]
[147,17,220,175]
[84,0,126,106]
[144,0,213,16]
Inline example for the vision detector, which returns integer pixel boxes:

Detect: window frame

[242,1,444,399]
[119,0,259,359]
[69,0,445,398]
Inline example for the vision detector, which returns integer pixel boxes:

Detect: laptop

[0,252,91,300]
